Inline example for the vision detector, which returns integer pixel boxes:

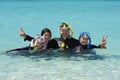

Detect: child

[30,35,47,52]
[7,35,47,53]
[76,32,108,53]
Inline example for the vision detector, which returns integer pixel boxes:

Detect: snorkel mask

[35,35,47,50]
[59,22,73,37]
[79,32,91,49]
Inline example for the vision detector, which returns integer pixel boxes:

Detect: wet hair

[41,28,52,38]
[59,22,73,37]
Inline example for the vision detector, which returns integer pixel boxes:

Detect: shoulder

[48,38,59,45]
[53,37,62,41]
[47,38,59,49]
[50,38,58,42]
[69,37,79,42]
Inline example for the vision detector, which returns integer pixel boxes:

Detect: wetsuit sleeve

[90,44,106,49]
[90,44,100,48]
[24,35,34,41]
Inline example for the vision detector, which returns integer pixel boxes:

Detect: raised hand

[19,28,26,38]
[76,46,81,53]
[100,36,108,48]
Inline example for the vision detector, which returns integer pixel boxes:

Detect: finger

[104,36,108,40]
[102,36,105,41]
[19,28,25,35]
[102,35,108,41]
[102,35,105,39]
[19,28,23,33]
[19,28,22,33]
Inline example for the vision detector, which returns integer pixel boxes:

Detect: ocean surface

[0,0,120,80]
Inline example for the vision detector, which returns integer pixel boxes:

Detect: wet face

[34,40,42,48]
[59,29,70,38]
[42,32,51,43]
[79,36,88,45]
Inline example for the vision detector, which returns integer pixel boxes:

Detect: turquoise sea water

[0,0,120,80]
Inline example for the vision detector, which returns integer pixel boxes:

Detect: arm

[19,28,34,41]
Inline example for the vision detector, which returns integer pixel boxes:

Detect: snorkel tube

[58,22,74,50]
[79,32,91,49]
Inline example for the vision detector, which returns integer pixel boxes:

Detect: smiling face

[42,32,51,43]
[59,29,70,39]
[59,22,72,39]
[79,36,89,45]
[41,28,52,44]
[34,39,43,48]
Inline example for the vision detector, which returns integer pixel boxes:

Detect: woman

[54,22,80,50]
[7,27,59,52]
[20,28,59,49]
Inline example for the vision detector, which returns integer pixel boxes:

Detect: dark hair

[41,28,52,38]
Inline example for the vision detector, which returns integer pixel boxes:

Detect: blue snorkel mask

[79,32,91,49]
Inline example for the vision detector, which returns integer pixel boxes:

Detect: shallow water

[0,0,120,80]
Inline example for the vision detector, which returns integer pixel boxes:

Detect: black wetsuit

[7,35,80,52]
[24,35,80,49]
[7,35,59,52]
[24,35,59,49]
[54,36,80,49]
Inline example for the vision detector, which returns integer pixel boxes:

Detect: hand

[76,46,80,53]
[100,36,108,48]
[19,28,26,38]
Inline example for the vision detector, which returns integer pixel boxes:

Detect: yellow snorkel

[59,22,74,37]
[68,24,73,37]
[58,22,74,50]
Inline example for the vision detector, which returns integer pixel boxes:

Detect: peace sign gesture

[100,36,108,48]
[19,28,26,38]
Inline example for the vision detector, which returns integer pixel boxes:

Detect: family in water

[7,22,108,53]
